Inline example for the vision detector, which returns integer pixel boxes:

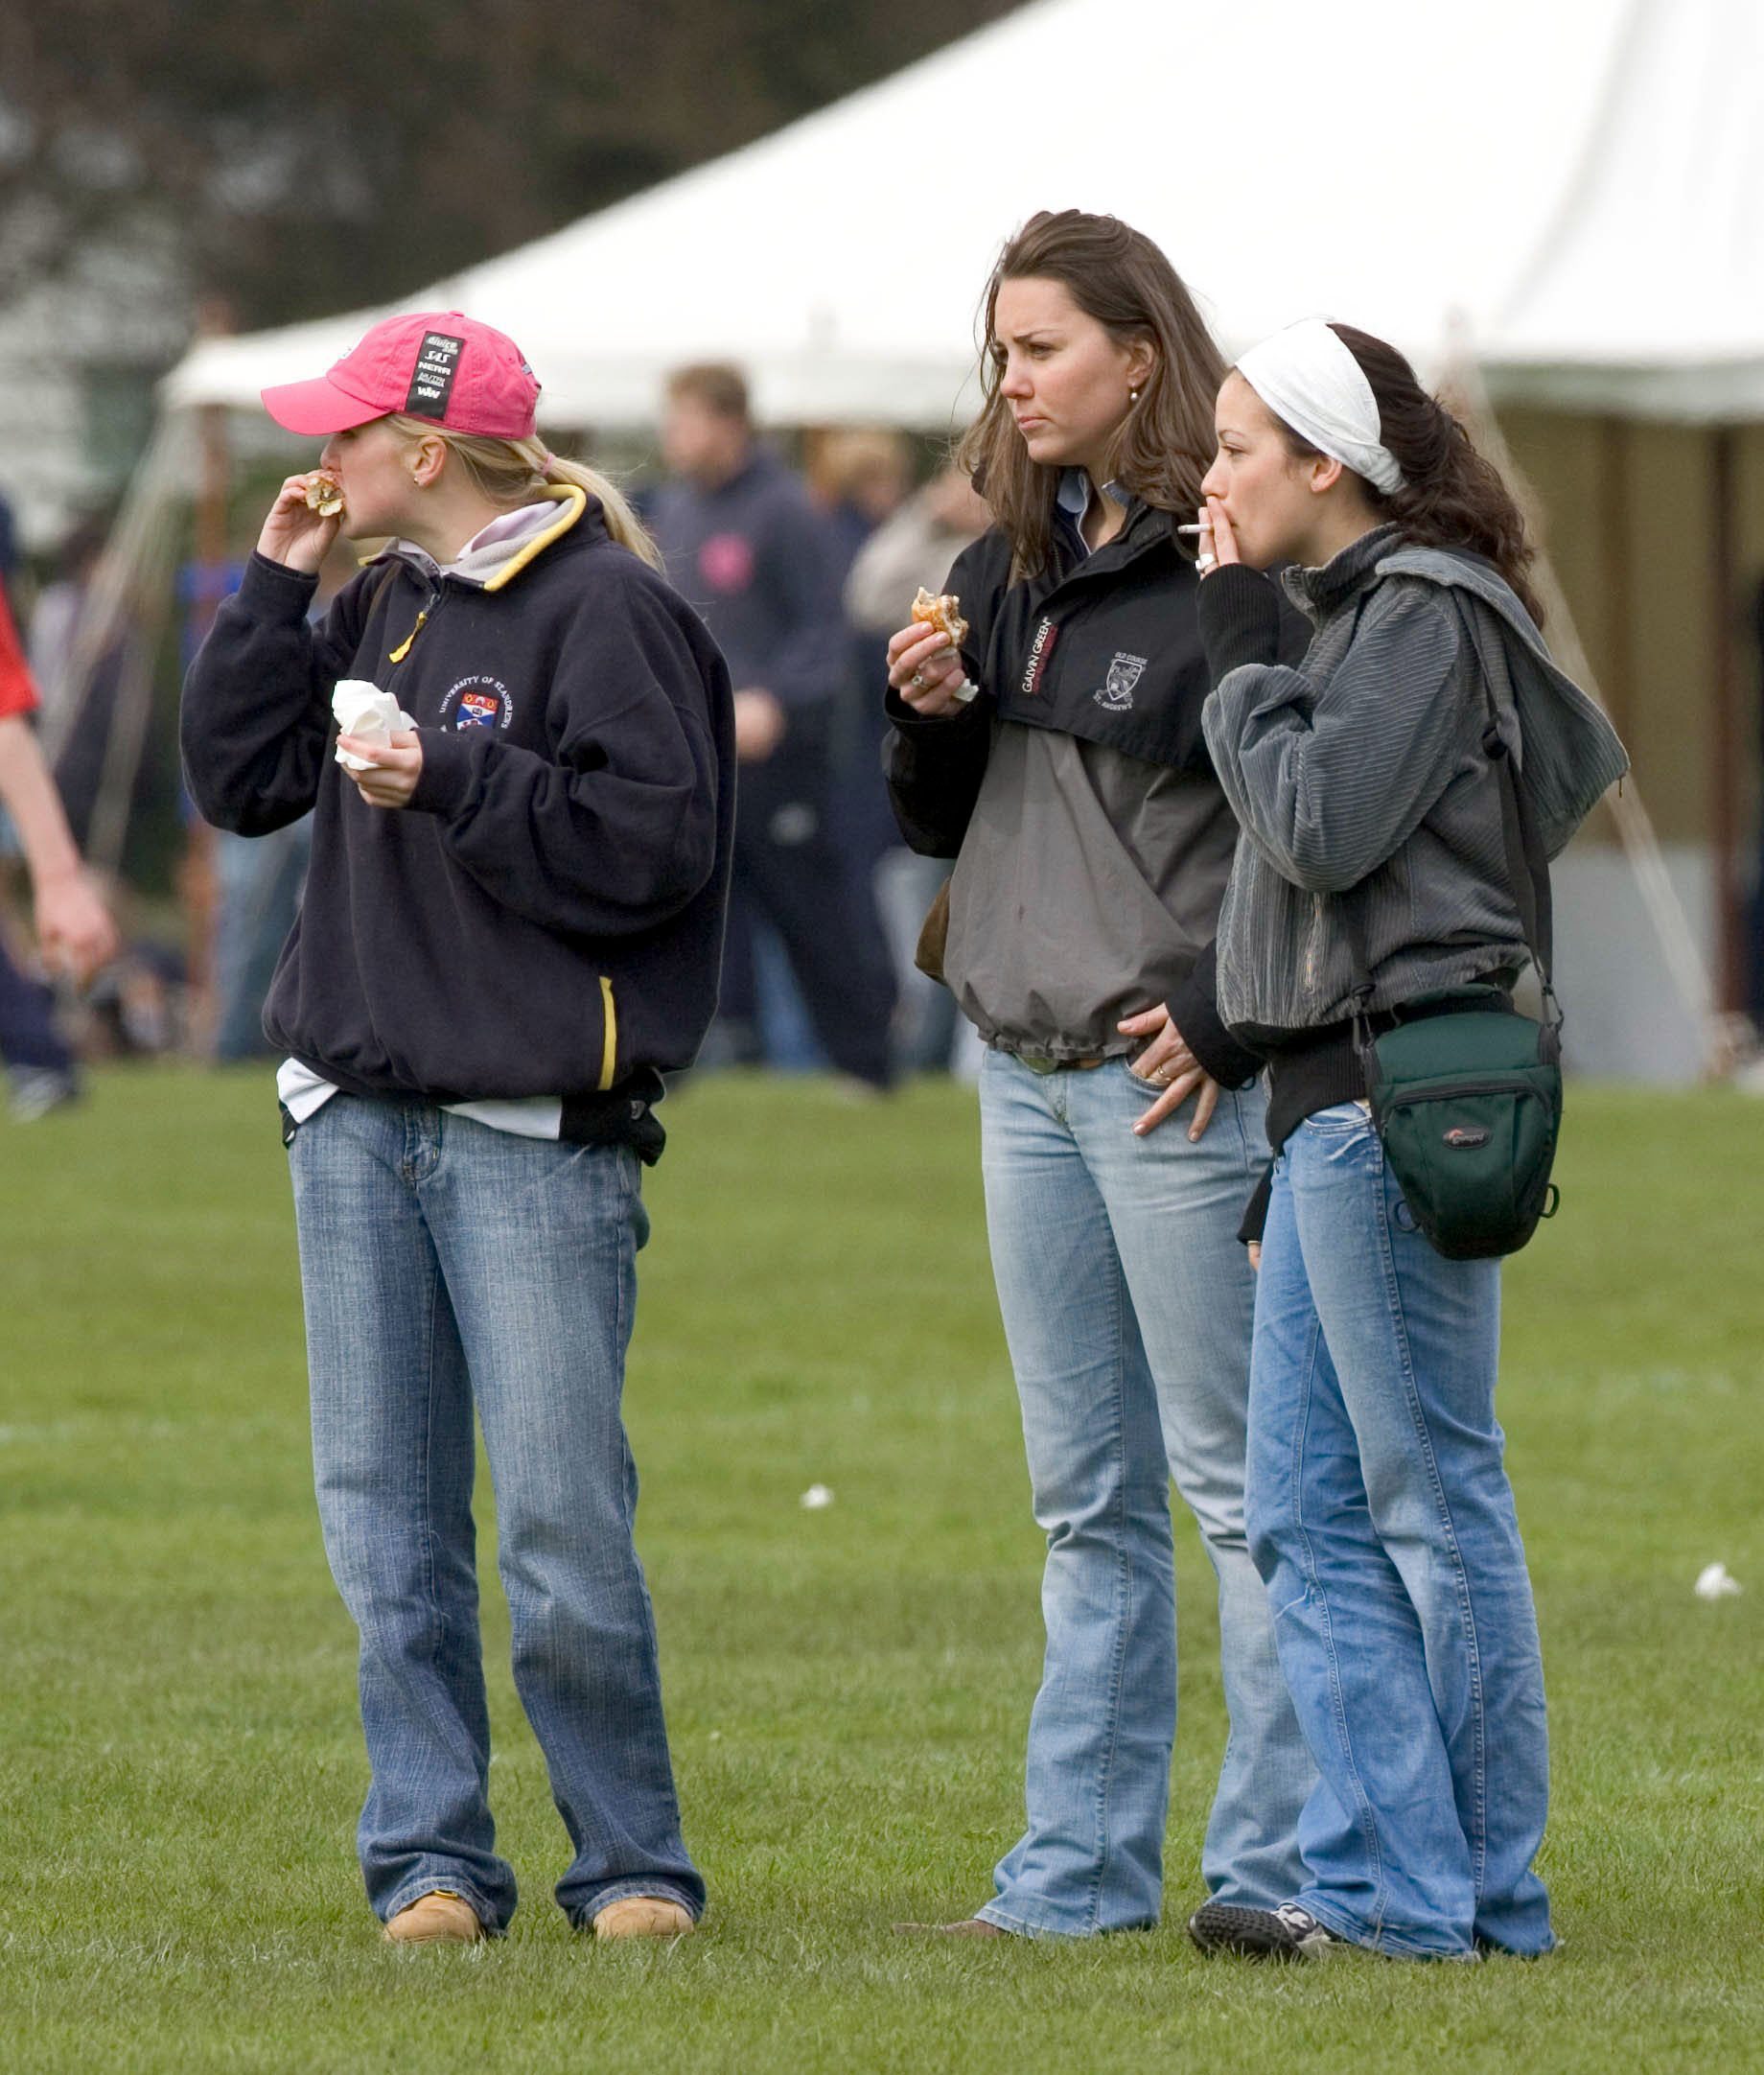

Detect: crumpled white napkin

[333,679,416,771]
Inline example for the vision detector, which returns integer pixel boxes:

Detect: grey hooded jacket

[1200,525,1629,1041]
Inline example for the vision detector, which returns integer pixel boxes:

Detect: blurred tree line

[0,0,1016,328]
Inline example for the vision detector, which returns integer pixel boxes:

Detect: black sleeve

[1196,563,1285,687]
[880,530,1007,858]
[179,553,381,835]
[1237,1162,1274,1246]
[1166,937,1264,1088]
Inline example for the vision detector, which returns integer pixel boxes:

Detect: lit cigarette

[1175,523,1211,534]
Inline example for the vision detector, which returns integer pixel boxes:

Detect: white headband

[1235,319,1404,495]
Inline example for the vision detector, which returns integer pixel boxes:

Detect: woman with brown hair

[885,211,1311,1937]
[1185,320,1624,1961]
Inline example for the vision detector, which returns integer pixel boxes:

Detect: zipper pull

[388,608,429,664]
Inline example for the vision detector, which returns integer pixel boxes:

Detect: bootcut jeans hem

[1295,1895,1481,1962]
[974,1900,1149,1939]
[569,1877,704,1931]
[379,1872,504,1935]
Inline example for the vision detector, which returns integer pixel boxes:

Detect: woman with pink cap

[183,311,734,1946]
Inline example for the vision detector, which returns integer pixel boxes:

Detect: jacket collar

[1044,491,1176,584]
[373,483,594,593]
[1280,521,1404,623]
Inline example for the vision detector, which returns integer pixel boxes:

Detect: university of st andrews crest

[1094,651,1147,711]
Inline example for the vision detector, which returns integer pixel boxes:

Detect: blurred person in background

[810,427,912,578]
[29,510,135,857]
[0,487,21,613]
[845,464,989,1072]
[204,542,360,1061]
[649,363,895,1088]
[182,310,730,1947]
[0,580,120,1118]
[810,428,913,920]
[884,210,1311,1939]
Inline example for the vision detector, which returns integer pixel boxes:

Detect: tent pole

[180,296,236,1045]
[1709,428,1742,1019]
[1596,417,1632,739]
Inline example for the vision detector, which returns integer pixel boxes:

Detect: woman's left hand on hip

[1119,1004,1219,1140]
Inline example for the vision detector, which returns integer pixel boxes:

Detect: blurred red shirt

[0,584,39,720]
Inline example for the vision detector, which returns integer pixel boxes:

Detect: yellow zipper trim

[597,976,617,1091]
[388,610,427,663]
[383,484,587,660]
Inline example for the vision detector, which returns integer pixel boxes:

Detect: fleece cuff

[1196,564,1284,684]
[406,727,483,819]
[1167,940,1265,1091]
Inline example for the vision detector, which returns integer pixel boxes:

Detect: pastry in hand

[304,471,344,519]
[911,586,968,649]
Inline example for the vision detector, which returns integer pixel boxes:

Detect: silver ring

[909,670,926,688]
[1195,551,1219,575]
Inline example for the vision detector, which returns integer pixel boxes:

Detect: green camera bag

[1342,605,1565,1262]
[1358,989,1562,1260]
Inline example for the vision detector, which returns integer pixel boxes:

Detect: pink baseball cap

[260,310,541,439]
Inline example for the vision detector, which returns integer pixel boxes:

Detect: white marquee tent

[162,0,1764,433]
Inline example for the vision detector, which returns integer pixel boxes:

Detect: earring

[1128,386,1142,404]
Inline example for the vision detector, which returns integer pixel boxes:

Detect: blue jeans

[1247,1103,1552,1958]
[287,1097,703,1932]
[975,1053,1311,1935]
[213,818,311,1061]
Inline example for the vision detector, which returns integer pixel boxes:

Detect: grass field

[1,1066,1761,2073]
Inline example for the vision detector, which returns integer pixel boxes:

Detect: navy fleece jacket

[181,492,734,1114]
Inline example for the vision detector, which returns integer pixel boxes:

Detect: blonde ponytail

[385,415,664,571]
[534,450,663,571]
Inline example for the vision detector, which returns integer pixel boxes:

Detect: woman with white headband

[1183,321,1626,1963]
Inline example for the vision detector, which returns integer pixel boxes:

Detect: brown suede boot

[592,1896,696,1941]
[383,1891,485,1946]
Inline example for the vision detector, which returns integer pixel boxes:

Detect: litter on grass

[1694,1561,1743,1600]
[800,1483,835,1509]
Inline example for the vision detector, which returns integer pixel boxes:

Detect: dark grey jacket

[1199,526,1628,1041]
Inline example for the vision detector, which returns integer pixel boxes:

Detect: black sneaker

[1188,1900,1341,1959]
